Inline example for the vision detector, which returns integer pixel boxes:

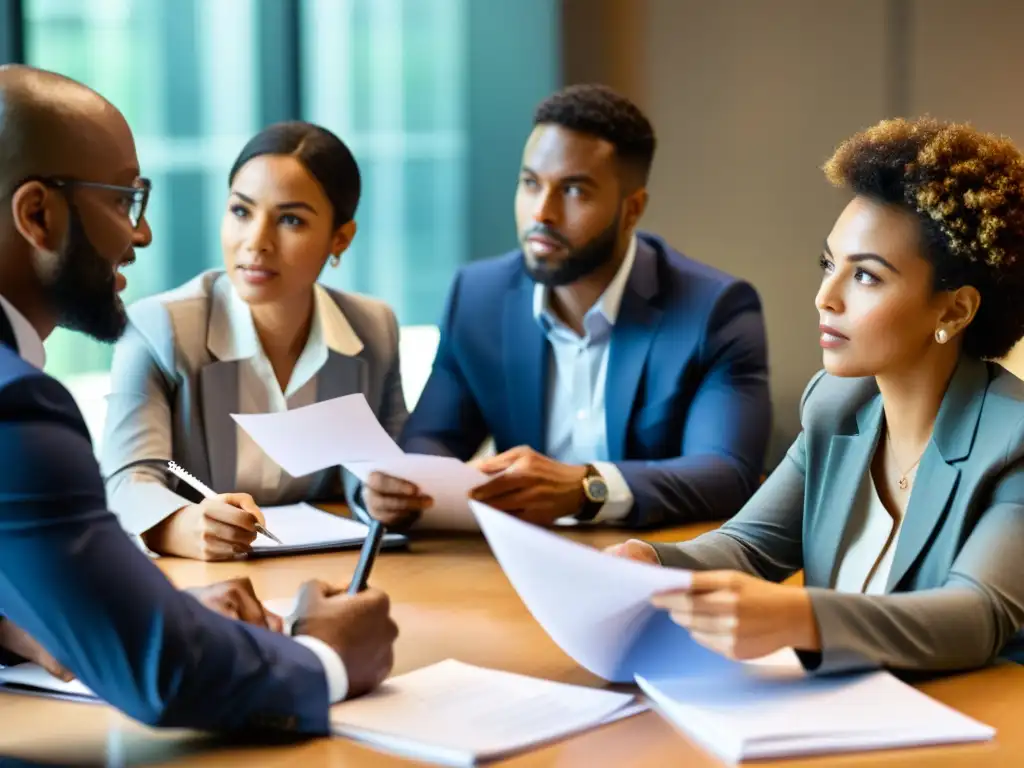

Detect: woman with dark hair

[101,121,407,560]
[610,117,1024,674]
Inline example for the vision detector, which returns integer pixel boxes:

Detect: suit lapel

[815,395,884,587]
[503,276,547,451]
[606,241,662,461]
[198,360,239,494]
[885,357,988,590]
[317,351,368,401]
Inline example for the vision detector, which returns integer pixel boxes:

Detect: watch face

[586,478,609,502]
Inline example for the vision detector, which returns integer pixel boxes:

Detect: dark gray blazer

[654,356,1024,675]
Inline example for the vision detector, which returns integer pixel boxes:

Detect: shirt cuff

[294,635,350,702]
[588,461,634,523]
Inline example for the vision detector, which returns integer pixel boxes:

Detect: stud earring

[329,254,341,268]
[935,328,949,344]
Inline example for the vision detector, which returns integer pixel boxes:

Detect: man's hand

[188,577,283,632]
[0,618,73,681]
[292,580,399,698]
[469,446,587,525]
[651,571,821,660]
[604,539,660,565]
[142,493,266,561]
[363,472,433,530]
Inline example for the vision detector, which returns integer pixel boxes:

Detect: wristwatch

[576,464,609,521]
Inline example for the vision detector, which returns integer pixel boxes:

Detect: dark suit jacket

[402,231,772,527]
[0,307,331,733]
[654,358,1024,674]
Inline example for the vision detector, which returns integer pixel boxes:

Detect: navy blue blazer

[402,232,772,526]
[0,309,330,734]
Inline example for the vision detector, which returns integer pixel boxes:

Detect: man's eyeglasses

[18,176,152,230]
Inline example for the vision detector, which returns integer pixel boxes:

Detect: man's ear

[621,187,648,233]
[10,182,61,251]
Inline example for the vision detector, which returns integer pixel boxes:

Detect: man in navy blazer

[365,85,771,529]
[0,65,397,734]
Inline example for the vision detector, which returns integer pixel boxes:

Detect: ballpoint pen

[166,461,283,544]
[348,519,385,594]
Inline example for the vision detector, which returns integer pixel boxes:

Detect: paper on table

[469,500,741,683]
[330,659,642,766]
[0,664,96,703]
[347,455,486,531]
[231,394,402,478]
[253,503,375,550]
[636,668,995,763]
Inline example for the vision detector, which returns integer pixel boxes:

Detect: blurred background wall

[2,0,1024,462]
[563,0,1024,462]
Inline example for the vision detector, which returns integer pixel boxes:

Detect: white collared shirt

[833,473,904,595]
[205,276,364,702]
[207,276,364,505]
[532,235,637,523]
[0,295,46,369]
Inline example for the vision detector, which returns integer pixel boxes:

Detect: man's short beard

[523,211,622,287]
[44,201,128,343]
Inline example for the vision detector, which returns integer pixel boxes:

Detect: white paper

[0,663,96,702]
[347,455,486,531]
[330,659,640,766]
[469,501,741,683]
[232,394,485,530]
[232,394,403,478]
[637,669,995,763]
[252,502,373,551]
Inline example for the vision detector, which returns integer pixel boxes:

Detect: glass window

[24,0,264,380]
[23,0,469,380]
[299,0,467,326]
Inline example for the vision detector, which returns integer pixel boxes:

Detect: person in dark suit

[364,84,771,530]
[610,118,1024,674]
[0,64,397,733]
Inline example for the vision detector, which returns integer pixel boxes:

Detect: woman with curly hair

[609,117,1024,675]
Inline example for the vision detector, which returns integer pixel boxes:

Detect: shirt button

[576,409,587,420]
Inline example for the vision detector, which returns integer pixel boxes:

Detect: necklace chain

[886,432,924,491]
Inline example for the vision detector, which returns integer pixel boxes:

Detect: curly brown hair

[824,117,1024,359]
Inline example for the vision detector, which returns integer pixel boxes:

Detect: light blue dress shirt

[532,235,637,522]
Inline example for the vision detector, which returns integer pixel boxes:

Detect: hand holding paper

[469,500,740,682]
[231,395,486,530]
[650,570,822,661]
[468,446,588,526]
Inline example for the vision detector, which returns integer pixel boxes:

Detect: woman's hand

[604,539,660,565]
[141,493,265,561]
[652,571,821,660]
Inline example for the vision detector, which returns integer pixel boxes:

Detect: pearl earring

[935,328,949,344]
[329,254,340,268]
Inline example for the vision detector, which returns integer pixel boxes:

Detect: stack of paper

[468,500,739,683]
[0,664,96,703]
[636,668,995,762]
[467,502,997,761]
[233,395,486,530]
[250,502,407,557]
[330,659,645,766]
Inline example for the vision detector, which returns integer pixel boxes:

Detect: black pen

[348,519,385,594]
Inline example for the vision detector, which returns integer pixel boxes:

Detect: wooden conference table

[1,509,1023,767]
